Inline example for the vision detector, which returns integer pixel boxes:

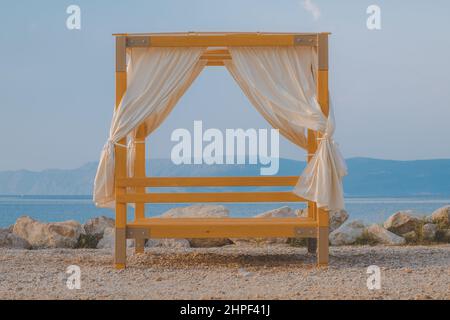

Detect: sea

[0,195,449,228]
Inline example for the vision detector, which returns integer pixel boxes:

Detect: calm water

[0,195,449,228]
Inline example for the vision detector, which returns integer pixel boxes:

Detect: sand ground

[0,244,449,300]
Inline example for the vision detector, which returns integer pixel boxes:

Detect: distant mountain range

[0,158,449,197]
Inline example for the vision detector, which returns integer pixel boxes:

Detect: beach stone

[245,207,297,244]
[13,216,84,249]
[422,223,438,241]
[83,216,115,236]
[431,206,450,228]
[402,231,418,242]
[159,205,231,247]
[146,239,190,249]
[366,224,405,245]
[329,220,365,246]
[329,210,349,232]
[294,208,348,232]
[96,227,134,249]
[160,205,229,218]
[254,206,296,218]
[0,228,31,249]
[78,216,116,248]
[231,206,302,244]
[188,238,234,248]
[442,229,450,242]
[384,211,420,236]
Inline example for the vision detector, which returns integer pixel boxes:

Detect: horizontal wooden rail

[127,218,316,238]
[116,176,299,187]
[121,33,320,47]
[116,191,305,204]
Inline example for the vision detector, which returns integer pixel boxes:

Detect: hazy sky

[1,0,450,171]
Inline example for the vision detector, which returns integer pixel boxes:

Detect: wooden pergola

[112,32,331,269]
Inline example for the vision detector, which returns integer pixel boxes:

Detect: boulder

[83,216,115,236]
[402,231,418,242]
[366,224,405,245]
[295,208,348,232]
[442,229,450,242]
[146,239,190,249]
[254,206,296,218]
[431,206,450,228]
[159,205,231,247]
[0,228,31,249]
[160,205,229,218]
[96,227,134,249]
[329,220,365,246]
[79,216,116,248]
[188,238,233,248]
[246,207,296,244]
[13,216,84,249]
[329,210,349,232]
[384,211,420,235]
[422,223,438,241]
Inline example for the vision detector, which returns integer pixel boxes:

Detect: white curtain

[93,47,206,208]
[226,46,347,211]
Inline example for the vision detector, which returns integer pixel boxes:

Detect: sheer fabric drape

[225,47,347,210]
[93,47,206,208]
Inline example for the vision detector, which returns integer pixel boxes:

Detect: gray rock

[402,231,418,242]
[431,206,450,228]
[79,216,116,248]
[188,238,233,248]
[160,205,229,218]
[295,208,348,232]
[329,220,365,246]
[254,206,296,218]
[96,227,134,249]
[422,223,438,241]
[329,210,349,232]
[159,205,231,247]
[146,239,190,249]
[83,216,115,236]
[0,228,31,249]
[442,229,450,242]
[248,207,296,244]
[13,216,84,249]
[384,211,420,235]
[366,224,405,245]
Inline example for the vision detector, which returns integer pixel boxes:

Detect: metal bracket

[126,36,150,47]
[294,227,316,237]
[126,227,150,239]
[294,35,317,46]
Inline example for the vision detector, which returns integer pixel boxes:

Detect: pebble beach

[1,244,449,300]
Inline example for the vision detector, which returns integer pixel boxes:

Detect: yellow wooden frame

[113,32,330,269]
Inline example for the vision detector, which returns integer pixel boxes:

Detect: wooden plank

[316,34,330,229]
[124,34,318,47]
[318,33,329,71]
[114,38,128,268]
[116,176,300,188]
[115,37,127,72]
[317,227,329,266]
[117,192,306,204]
[206,61,225,66]
[114,71,128,227]
[133,125,146,254]
[128,218,316,238]
[200,54,231,60]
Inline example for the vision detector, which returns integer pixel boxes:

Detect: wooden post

[306,133,318,253]
[316,33,330,266]
[134,124,146,253]
[114,36,128,269]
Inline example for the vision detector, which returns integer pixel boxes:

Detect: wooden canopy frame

[112,32,331,269]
